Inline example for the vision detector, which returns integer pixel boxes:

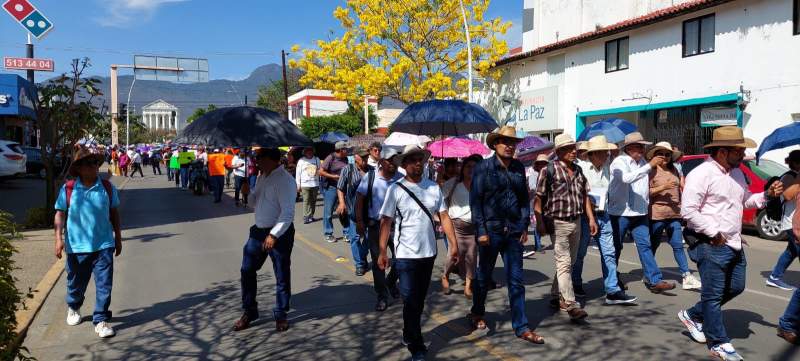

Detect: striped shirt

[535,160,587,219]
[338,163,372,213]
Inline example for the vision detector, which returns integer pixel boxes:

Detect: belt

[552,215,579,222]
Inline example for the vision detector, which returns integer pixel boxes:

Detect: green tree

[256,70,302,117]
[186,104,217,124]
[0,211,34,361]
[299,105,379,140]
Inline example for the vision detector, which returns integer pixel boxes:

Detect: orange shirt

[208,153,226,176]
[224,154,234,168]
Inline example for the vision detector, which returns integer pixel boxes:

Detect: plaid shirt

[535,160,588,219]
[337,163,373,213]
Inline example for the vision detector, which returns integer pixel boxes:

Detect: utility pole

[281,49,289,118]
[25,34,34,84]
[364,95,369,135]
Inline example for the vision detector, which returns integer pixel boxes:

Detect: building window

[683,14,715,57]
[605,37,629,73]
[795,0,799,35]
[523,8,534,32]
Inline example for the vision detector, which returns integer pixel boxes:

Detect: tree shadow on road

[119,186,251,230]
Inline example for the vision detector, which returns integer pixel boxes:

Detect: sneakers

[66,307,82,326]
[355,267,366,276]
[522,250,536,258]
[678,310,706,343]
[682,272,702,290]
[343,236,351,243]
[766,275,796,291]
[325,235,336,243]
[605,291,637,305]
[710,343,744,361]
[94,321,116,338]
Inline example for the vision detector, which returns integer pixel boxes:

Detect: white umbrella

[384,132,432,147]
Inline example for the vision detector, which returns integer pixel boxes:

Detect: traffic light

[119,103,128,123]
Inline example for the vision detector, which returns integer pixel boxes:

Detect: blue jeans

[572,215,591,286]
[180,167,190,188]
[210,175,224,202]
[167,167,173,181]
[533,228,542,251]
[66,247,114,324]
[395,256,435,356]
[471,231,529,337]
[347,213,367,269]
[686,243,746,347]
[240,225,294,321]
[594,212,621,294]
[771,231,800,280]
[780,288,800,333]
[322,186,349,237]
[650,218,691,275]
[612,215,663,285]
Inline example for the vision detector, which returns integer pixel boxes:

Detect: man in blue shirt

[54,145,122,339]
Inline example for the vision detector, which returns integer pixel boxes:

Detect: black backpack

[765,170,796,222]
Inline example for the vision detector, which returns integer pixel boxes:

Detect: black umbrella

[176,106,312,147]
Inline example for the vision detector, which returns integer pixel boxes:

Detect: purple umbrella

[517,135,553,154]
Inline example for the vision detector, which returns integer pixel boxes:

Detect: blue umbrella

[318,131,350,144]
[578,118,638,143]
[756,122,800,163]
[391,99,498,136]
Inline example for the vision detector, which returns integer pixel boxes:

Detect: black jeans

[366,222,397,300]
[234,175,246,204]
[240,224,294,321]
[151,162,161,175]
[396,256,435,355]
[131,163,144,177]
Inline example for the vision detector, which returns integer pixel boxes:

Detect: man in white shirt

[295,147,321,224]
[378,145,458,361]
[766,150,800,291]
[130,150,144,178]
[367,142,382,169]
[608,132,674,293]
[233,148,297,333]
[231,150,248,206]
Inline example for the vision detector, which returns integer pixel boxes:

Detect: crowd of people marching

[55,125,800,361]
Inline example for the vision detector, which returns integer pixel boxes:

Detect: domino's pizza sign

[2,0,53,39]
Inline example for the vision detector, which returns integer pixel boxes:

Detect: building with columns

[142,100,180,131]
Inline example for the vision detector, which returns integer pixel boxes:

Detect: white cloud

[95,0,188,27]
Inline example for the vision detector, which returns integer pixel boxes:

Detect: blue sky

[0,0,522,81]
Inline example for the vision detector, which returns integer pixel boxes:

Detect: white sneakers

[66,307,82,326]
[94,321,116,338]
[67,307,115,338]
[710,343,744,361]
[682,272,702,290]
[678,309,706,343]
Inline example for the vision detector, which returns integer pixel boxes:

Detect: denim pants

[322,186,349,237]
[240,224,294,321]
[180,167,190,188]
[686,243,746,348]
[572,215,591,286]
[594,212,621,295]
[233,175,246,203]
[612,215,663,285]
[650,218,691,275]
[780,288,800,333]
[210,175,225,202]
[471,230,530,336]
[533,228,542,251]
[366,223,397,300]
[771,231,800,280]
[66,247,115,324]
[347,213,367,269]
[395,256,435,356]
[167,167,173,181]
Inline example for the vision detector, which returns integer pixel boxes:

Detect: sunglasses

[497,138,519,146]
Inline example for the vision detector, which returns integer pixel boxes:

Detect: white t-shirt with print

[380,178,446,259]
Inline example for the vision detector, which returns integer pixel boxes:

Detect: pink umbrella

[427,137,490,158]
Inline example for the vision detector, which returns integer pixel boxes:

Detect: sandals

[467,313,487,330]
[518,330,545,344]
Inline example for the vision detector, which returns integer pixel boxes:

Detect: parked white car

[0,140,27,179]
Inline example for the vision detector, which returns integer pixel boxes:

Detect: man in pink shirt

[677,126,783,361]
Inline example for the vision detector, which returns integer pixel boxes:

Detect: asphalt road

[21,174,800,361]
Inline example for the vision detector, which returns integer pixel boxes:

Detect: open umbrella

[391,99,499,136]
[578,118,637,143]
[318,131,349,144]
[516,135,553,156]
[384,132,431,147]
[175,106,312,147]
[756,122,800,163]
[427,137,490,158]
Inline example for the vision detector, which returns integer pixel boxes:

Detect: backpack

[765,170,796,222]
[65,179,114,219]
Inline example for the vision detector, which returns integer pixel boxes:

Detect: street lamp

[459,0,473,103]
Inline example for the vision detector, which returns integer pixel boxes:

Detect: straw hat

[577,141,589,152]
[646,141,683,161]
[621,132,652,149]
[703,126,756,149]
[393,144,432,166]
[486,126,523,150]
[585,135,618,153]
[68,145,106,177]
[553,134,576,150]
[534,153,550,164]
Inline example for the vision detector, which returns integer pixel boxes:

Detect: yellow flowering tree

[290,0,511,105]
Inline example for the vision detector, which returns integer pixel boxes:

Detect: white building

[482,0,800,160]
[288,88,399,131]
[142,100,180,131]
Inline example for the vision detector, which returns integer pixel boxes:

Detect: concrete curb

[12,176,131,346]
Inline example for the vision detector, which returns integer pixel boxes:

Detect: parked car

[21,146,65,178]
[678,154,789,241]
[0,140,27,179]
